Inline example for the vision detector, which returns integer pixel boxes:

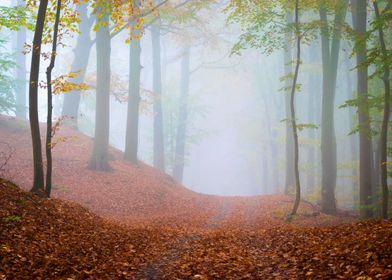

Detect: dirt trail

[143,199,233,279]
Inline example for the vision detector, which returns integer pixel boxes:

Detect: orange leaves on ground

[0,115,391,279]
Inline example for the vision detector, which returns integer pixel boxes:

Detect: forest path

[143,199,233,279]
[3,117,389,279]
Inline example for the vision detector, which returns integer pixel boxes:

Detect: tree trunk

[284,11,294,195]
[351,0,373,218]
[319,0,348,214]
[61,2,93,127]
[89,10,111,171]
[289,0,301,218]
[124,37,142,163]
[151,18,165,171]
[29,0,48,194]
[173,47,190,183]
[45,0,61,197]
[262,86,277,194]
[306,42,320,195]
[373,0,390,219]
[15,0,27,119]
[344,48,359,205]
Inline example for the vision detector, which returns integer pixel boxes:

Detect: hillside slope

[0,115,350,228]
[1,179,391,279]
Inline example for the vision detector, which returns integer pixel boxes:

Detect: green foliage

[296,123,319,131]
[3,215,22,222]
[226,0,323,55]
[0,37,16,114]
[366,1,392,79]
[0,5,34,31]
[15,198,27,207]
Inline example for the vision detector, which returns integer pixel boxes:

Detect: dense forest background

[0,0,391,218]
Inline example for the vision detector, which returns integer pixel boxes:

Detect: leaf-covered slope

[1,179,391,279]
[0,115,351,229]
[0,179,181,279]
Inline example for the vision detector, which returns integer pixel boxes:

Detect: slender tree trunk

[151,17,165,171]
[173,47,190,182]
[89,10,111,170]
[344,48,359,204]
[372,138,381,212]
[262,85,277,194]
[45,0,61,197]
[15,0,27,119]
[373,0,390,219]
[61,2,93,127]
[351,0,373,218]
[29,0,48,194]
[124,30,142,163]
[289,0,301,218]
[306,42,319,195]
[319,0,348,214]
[284,12,294,195]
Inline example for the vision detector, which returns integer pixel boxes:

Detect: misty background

[1,0,358,205]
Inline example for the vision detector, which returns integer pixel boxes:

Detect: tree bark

[289,0,301,218]
[61,2,93,127]
[344,47,359,204]
[89,9,111,171]
[45,0,61,197]
[151,17,165,171]
[351,0,373,218]
[284,11,294,195]
[15,0,27,119]
[306,41,320,195]
[173,47,190,183]
[124,11,142,163]
[319,0,348,214]
[29,0,49,194]
[373,0,390,219]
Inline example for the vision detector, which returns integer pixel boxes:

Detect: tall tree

[373,0,391,219]
[29,0,49,194]
[343,46,359,203]
[319,0,348,214]
[306,41,320,195]
[45,0,62,197]
[284,11,295,195]
[289,0,302,218]
[61,2,94,127]
[351,0,373,218]
[89,3,111,170]
[124,0,142,163]
[173,47,191,182]
[151,14,165,171]
[15,0,27,119]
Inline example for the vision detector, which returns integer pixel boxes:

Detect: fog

[1,0,362,205]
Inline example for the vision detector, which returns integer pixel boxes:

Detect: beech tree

[318,0,348,214]
[26,0,84,195]
[124,0,143,163]
[29,0,49,195]
[61,2,94,127]
[45,0,62,196]
[226,0,316,216]
[151,1,165,171]
[173,46,191,182]
[15,0,27,119]
[89,1,111,170]
[371,0,391,219]
[351,0,374,218]
[288,0,302,218]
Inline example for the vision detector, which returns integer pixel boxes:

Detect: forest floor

[0,115,392,279]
